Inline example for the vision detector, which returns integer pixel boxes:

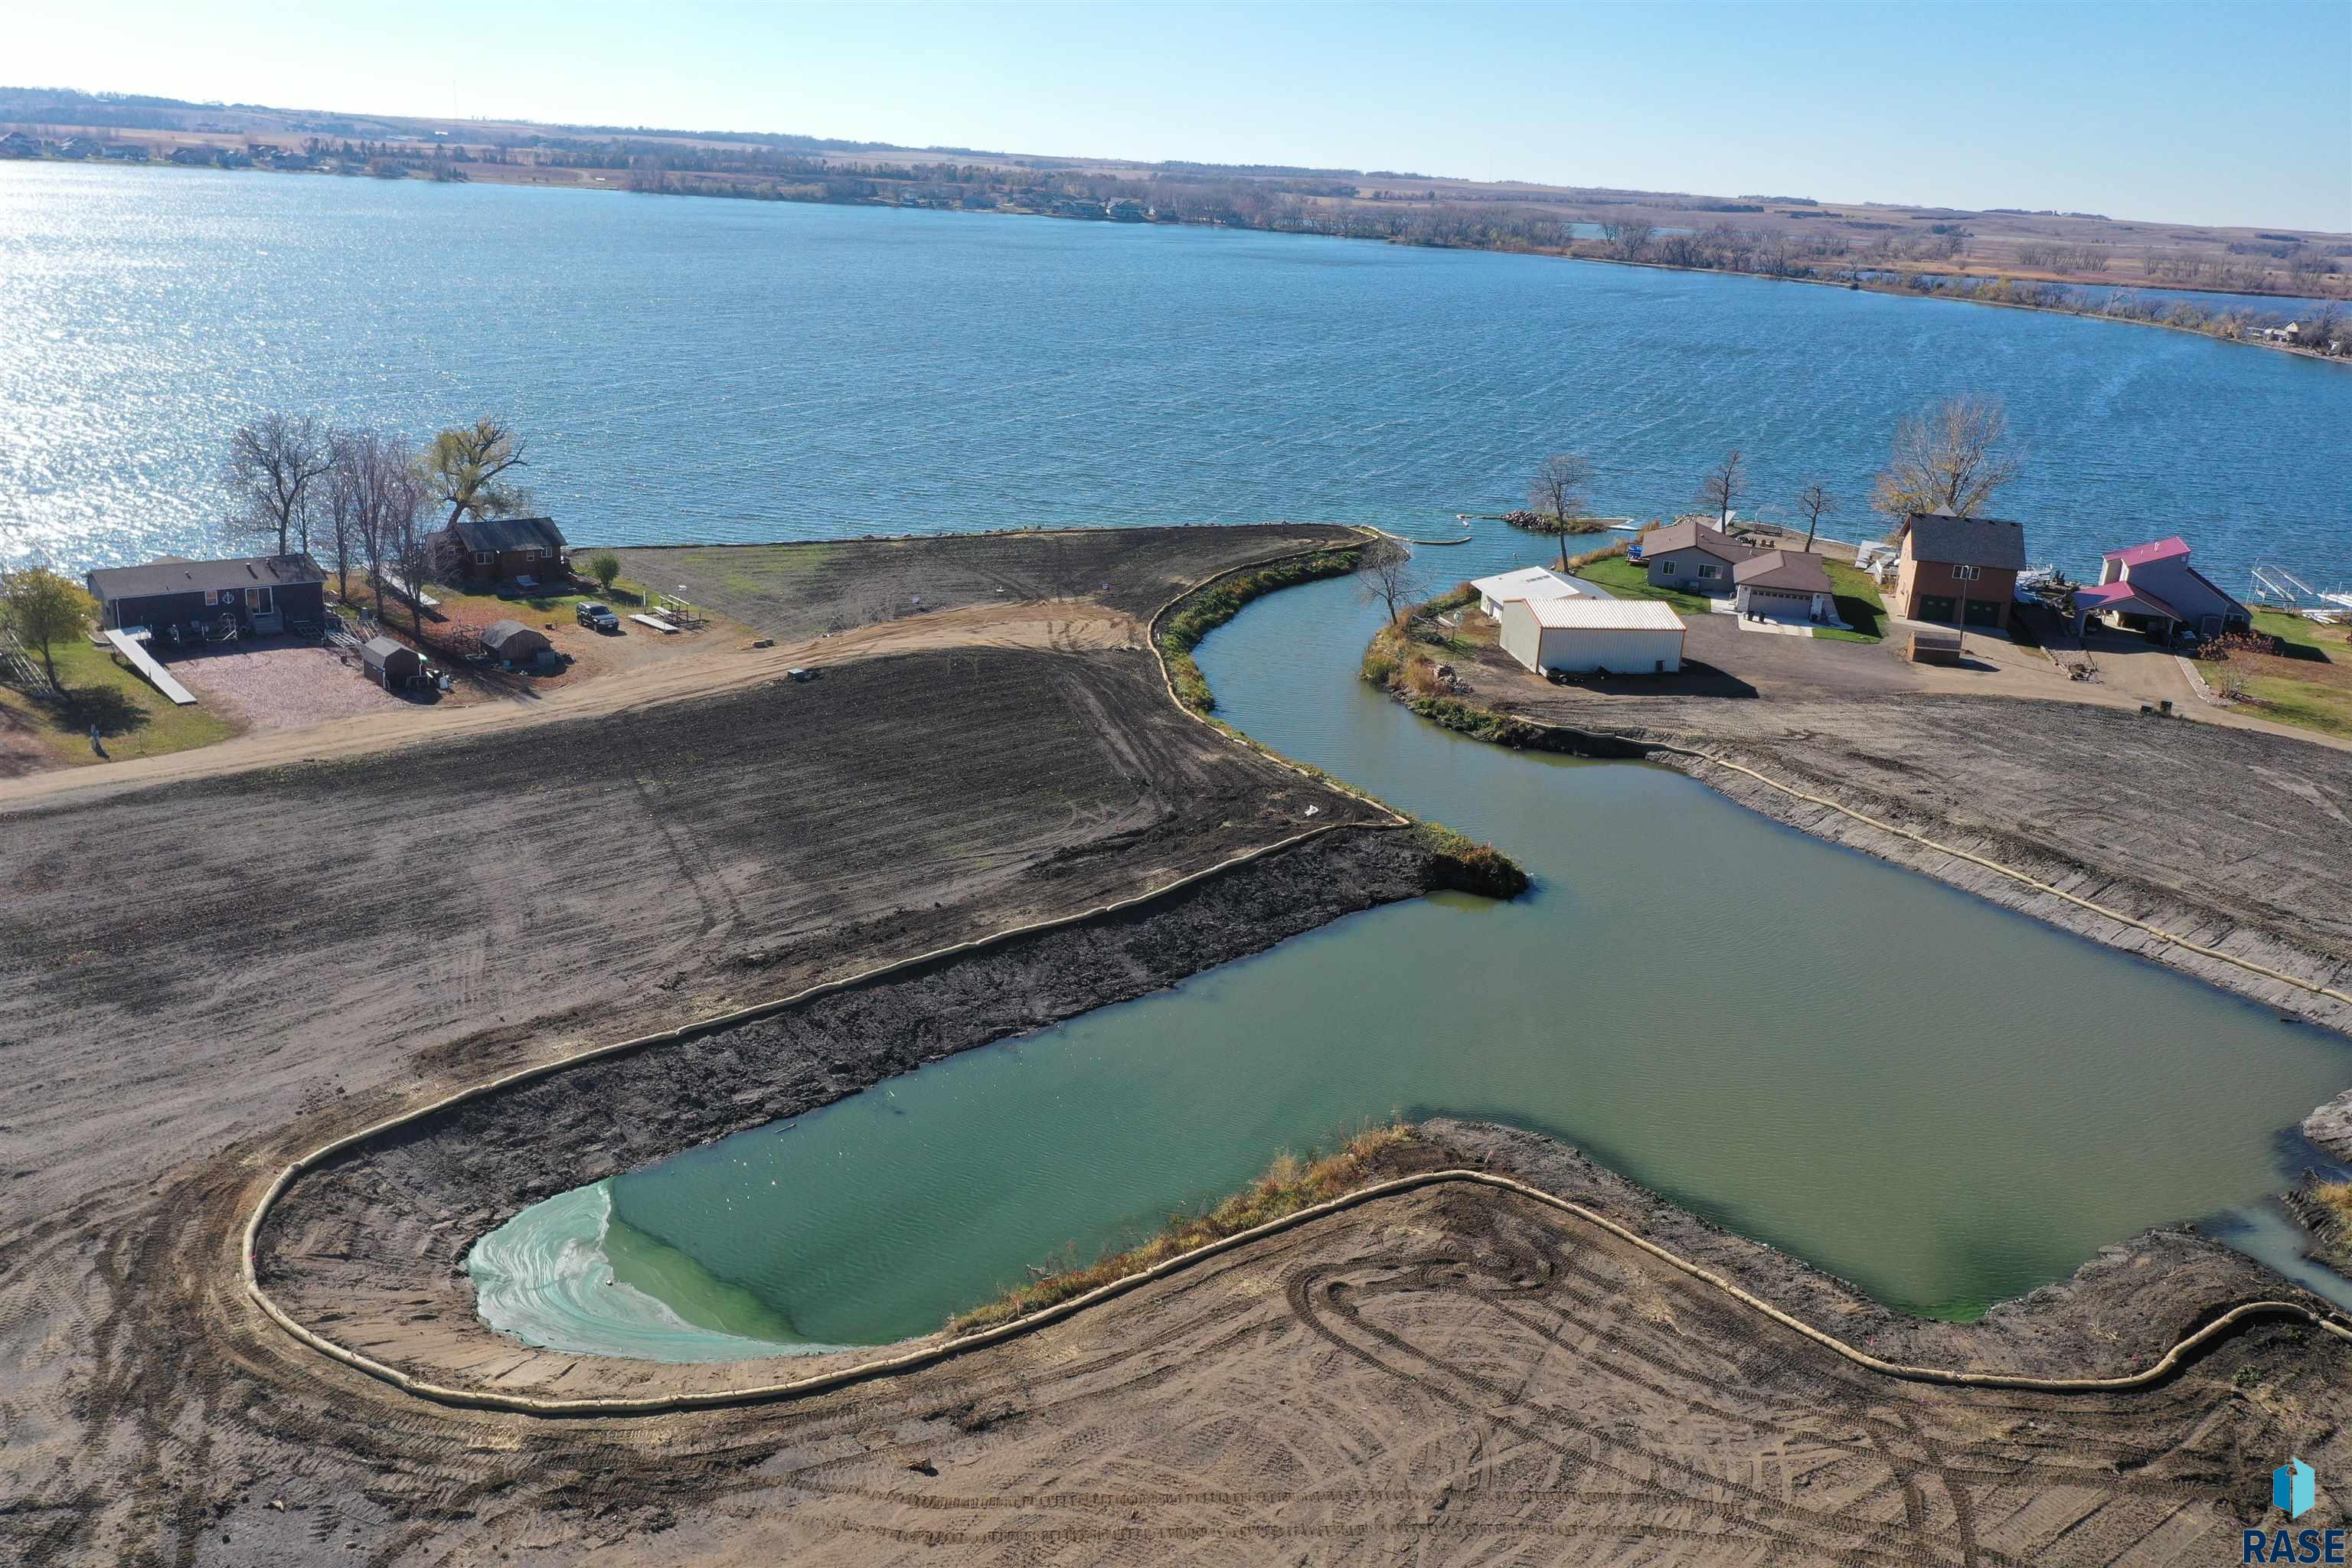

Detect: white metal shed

[1471,565,1589,617]
[1498,596,1684,675]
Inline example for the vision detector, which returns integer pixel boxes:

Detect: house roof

[1733,550,1833,593]
[1471,566,1586,604]
[1901,512,2027,570]
[2104,537,2191,567]
[86,553,324,603]
[452,514,567,554]
[2075,580,2182,622]
[480,619,550,652]
[1517,597,1684,631]
[1640,518,1761,563]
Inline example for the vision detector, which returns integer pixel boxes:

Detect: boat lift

[2252,564,2352,622]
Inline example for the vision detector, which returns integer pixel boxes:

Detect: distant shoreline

[8,153,2347,367]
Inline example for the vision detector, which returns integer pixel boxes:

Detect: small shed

[481,619,554,664]
[1498,597,1684,676]
[360,636,425,688]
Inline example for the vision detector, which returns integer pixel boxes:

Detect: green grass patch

[0,637,238,766]
[948,1122,1419,1334]
[1159,549,1360,711]
[1413,822,1530,897]
[2242,673,2352,740]
[1570,552,1717,615]
[2250,609,2345,661]
[1820,560,1890,642]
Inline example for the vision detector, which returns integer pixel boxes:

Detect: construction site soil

[600,524,1361,642]
[9,522,2352,1566]
[1454,666,2352,1034]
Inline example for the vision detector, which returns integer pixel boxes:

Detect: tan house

[1893,513,2026,630]
[1638,518,1760,596]
[1733,550,1836,621]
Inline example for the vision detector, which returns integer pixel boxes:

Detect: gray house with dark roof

[1733,550,1836,621]
[1638,518,1761,596]
[424,514,569,584]
[1893,512,2026,630]
[85,554,326,638]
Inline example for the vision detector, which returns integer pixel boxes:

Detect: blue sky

[12,1,2350,230]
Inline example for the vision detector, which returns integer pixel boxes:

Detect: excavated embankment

[254,827,1437,1400]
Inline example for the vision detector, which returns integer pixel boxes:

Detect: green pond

[468,565,2352,1361]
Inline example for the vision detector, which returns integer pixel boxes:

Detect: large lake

[2,162,2347,587]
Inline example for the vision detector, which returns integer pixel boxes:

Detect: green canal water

[468,566,2352,1361]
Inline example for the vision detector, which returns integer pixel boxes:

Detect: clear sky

[11,1,2350,230]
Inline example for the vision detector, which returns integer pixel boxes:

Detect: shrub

[1160,549,1360,712]
[949,1122,1418,1332]
[1414,822,1530,898]
[586,550,621,593]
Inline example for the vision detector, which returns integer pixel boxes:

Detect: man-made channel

[470,550,2352,1362]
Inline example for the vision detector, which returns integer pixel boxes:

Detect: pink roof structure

[2075,580,2181,620]
[2103,537,2192,567]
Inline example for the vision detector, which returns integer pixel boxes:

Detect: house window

[1952,564,1981,582]
[1655,559,1676,573]
[473,550,495,567]
[1697,563,1720,580]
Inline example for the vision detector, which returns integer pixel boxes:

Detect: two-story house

[1893,512,2026,630]
[2073,537,2249,640]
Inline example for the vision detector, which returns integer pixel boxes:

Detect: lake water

[3,162,2347,591]
[469,542,2352,1361]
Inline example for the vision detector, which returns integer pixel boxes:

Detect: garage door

[1917,594,1957,623]
[1748,589,1810,613]
[1962,598,2004,628]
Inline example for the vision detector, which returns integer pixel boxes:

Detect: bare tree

[1792,482,1835,553]
[1615,220,1655,260]
[1357,537,1423,627]
[1696,449,1745,529]
[221,413,332,557]
[318,433,365,602]
[1521,452,1596,570]
[420,416,531,531]
[338,430,430,631]
[1871,395,2022,521]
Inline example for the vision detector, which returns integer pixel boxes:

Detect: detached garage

[1498,597,1684,675]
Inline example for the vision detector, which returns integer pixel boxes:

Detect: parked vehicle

[575,600,620,633]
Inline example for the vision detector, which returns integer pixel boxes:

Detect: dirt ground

[18,1116,2351,1567]
[167,642,413,731]
[1439,603,2352,1027]
[10,523,2352,1566]
[599,523,1362,642]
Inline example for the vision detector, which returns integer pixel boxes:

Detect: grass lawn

[1570,554,1717,615]
[1817,560,1891,644]
[2211,610,2352,741]
[0,637,238,766]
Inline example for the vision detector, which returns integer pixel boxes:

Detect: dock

[102,629,198,706]
[628,613,680,634]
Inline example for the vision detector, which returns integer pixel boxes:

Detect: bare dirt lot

[18,1119,2352,1567]
[599,523,1361,640]
[9,524,2350,1566]
[1437,605,2352,1028]
[168,642,413,732]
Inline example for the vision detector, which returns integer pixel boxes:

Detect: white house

[1471,565,1589,617]
[1498,596,1684,675]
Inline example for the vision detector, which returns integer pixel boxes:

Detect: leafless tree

[221,413,332,557]
[317,433,366,602]
[338,430,430,632]
[1792,482,1835,553]
[1357,537,1423,627]
[1615,220,1655,260]
[1696,449,1746,528]
[1871,395,2023,521]
[1522,452,1596,570]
